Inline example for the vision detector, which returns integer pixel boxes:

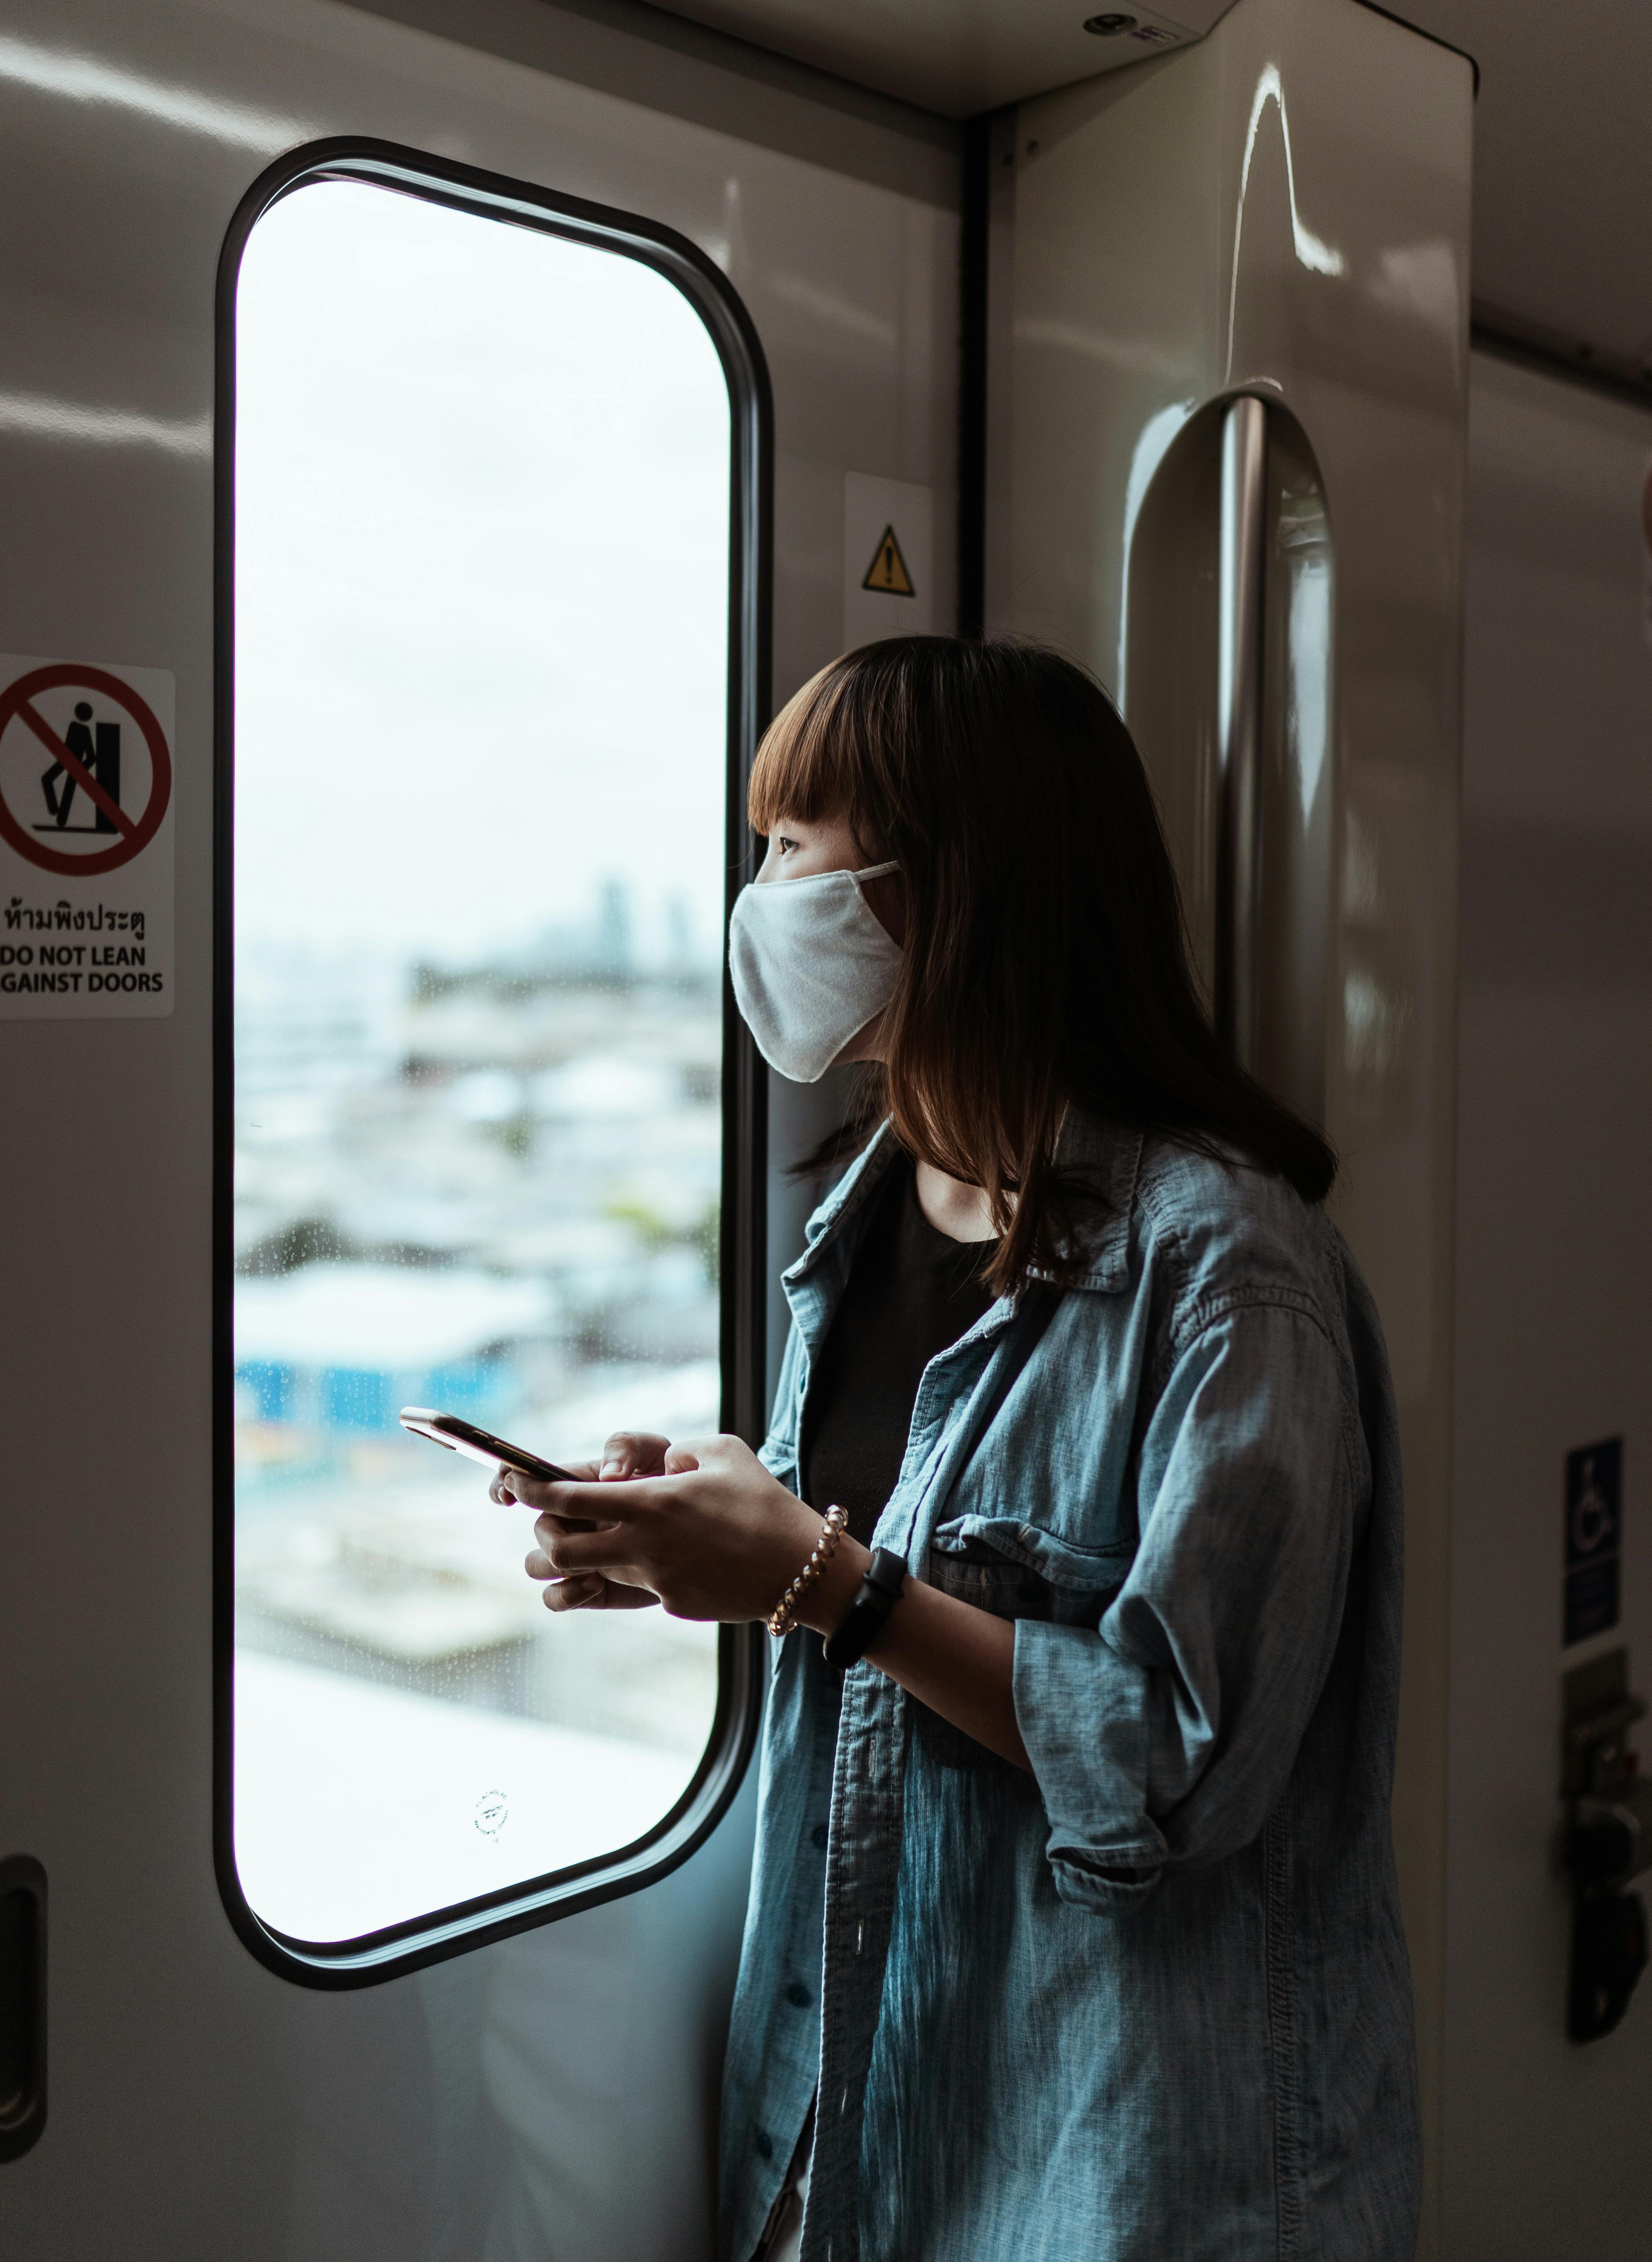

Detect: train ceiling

[638,0,1652,392]
[620,0,1241,115]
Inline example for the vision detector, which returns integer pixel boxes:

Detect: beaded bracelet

[766,1505,848,1639]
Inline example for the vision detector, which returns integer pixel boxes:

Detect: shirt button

[811,1824,828,1849]
[785,1983,811,2008]
[755,2129,774,2160]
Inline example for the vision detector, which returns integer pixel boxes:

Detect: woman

[497,639,1419,2262]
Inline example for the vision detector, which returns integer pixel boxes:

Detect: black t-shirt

[800,1154,999,1547]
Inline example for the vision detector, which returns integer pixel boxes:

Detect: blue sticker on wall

[1564,1437,1623,1646]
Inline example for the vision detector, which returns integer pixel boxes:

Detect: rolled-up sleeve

[1012,1296,1356,1914]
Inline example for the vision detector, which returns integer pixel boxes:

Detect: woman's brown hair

[747,636,1336,1297]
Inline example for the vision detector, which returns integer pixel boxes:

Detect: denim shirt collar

[780,1121,901,1288]
[781,1108,1144,1301]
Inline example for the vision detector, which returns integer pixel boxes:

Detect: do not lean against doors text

[0,654,176,1019]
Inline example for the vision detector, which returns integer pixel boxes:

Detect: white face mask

[728,861,900,1083]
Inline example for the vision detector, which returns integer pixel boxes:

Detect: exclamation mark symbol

[862,525,915,597]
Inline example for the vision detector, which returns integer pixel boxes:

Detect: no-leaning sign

[0,655,175,1018]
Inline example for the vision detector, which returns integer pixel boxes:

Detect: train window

[222,155,767,1971]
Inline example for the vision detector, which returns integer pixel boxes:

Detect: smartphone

[399,1407,576,1484]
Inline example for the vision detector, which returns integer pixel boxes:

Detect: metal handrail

[1217,393,1267,1071]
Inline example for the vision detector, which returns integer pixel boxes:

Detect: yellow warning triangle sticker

[862,524,916,597]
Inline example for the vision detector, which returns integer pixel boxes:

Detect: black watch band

[822,1547,908,1671]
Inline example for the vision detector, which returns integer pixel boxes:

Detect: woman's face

[756,809,904,1066]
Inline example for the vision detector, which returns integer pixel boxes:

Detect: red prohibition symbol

[0,662,172,879]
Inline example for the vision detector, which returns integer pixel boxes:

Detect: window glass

[232,178,731,1944]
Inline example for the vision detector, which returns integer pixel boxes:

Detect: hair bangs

[747,655,881,848]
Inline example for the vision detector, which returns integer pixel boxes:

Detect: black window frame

[213,138,772,1989]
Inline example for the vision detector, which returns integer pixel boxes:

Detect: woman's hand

[498,1431,823,1622]
[495,1428,1031,1768]
[491,1431,668,1612]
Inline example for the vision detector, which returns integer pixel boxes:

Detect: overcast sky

[233,178,732,969]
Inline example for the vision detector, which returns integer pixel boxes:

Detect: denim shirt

[719,1116,1420,2262]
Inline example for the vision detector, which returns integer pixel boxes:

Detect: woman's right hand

[491,1430,671,1612]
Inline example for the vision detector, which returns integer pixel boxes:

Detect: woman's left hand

[506,1434,825,1623]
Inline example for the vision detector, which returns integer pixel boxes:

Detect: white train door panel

[0,3,957,2253]
[1445,347,1652,2262]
